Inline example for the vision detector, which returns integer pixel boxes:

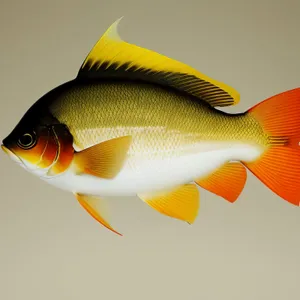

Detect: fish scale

[50,81,266,153]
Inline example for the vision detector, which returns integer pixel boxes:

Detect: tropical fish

[2,18,300,236]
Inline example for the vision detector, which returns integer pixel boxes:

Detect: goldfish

[2,18,300,236]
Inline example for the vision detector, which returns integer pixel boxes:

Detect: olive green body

[47,79,268,160]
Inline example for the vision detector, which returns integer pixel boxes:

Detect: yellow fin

[75,193,122,236]
[74,136,132,179]
[77,18,240,108]
[195,161,247,203]
[138,184,200,224]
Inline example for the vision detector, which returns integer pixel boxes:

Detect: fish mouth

[1,144,22,164]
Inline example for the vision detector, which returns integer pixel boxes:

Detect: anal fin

[75,193,122,236]
[138,184,200,224]
[195,161,247,203]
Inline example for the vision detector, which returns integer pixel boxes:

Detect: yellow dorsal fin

[77,18,240,108]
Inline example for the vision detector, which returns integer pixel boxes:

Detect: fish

[2,18,300,236]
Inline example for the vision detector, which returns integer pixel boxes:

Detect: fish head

[2,122,57,177]
[1,106,74,178]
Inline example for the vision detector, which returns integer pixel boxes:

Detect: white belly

[43,142,263,197]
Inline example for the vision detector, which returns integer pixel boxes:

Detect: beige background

[0,0,300,299]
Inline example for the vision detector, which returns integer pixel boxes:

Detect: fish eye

[17,132,37,149]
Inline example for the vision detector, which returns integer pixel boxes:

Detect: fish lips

[1,143,49,177]
[1,144,22,165]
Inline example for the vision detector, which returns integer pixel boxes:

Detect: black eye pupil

[18,132,36,149]
[20,134,32,145]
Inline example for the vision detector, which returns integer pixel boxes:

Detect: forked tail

[243,88,300,206]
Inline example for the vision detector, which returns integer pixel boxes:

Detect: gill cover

[46,124,74,176]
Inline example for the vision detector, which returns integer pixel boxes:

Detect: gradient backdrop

[0,0,299,299]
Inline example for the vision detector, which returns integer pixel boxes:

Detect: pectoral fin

[75,193,122,236]
[138,184,200,224]
[74,136,132,179]
[195,161,247,203]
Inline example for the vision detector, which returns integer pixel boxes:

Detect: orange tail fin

[243,87,300,206]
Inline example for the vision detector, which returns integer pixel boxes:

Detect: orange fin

[195,161,247,203]
[244,88,300,206]
[138,184,200,224]
[75,193,122,236]
[74,136,132,179]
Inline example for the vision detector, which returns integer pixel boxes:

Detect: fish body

[2,18,300,235]
[39,79,263,196]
